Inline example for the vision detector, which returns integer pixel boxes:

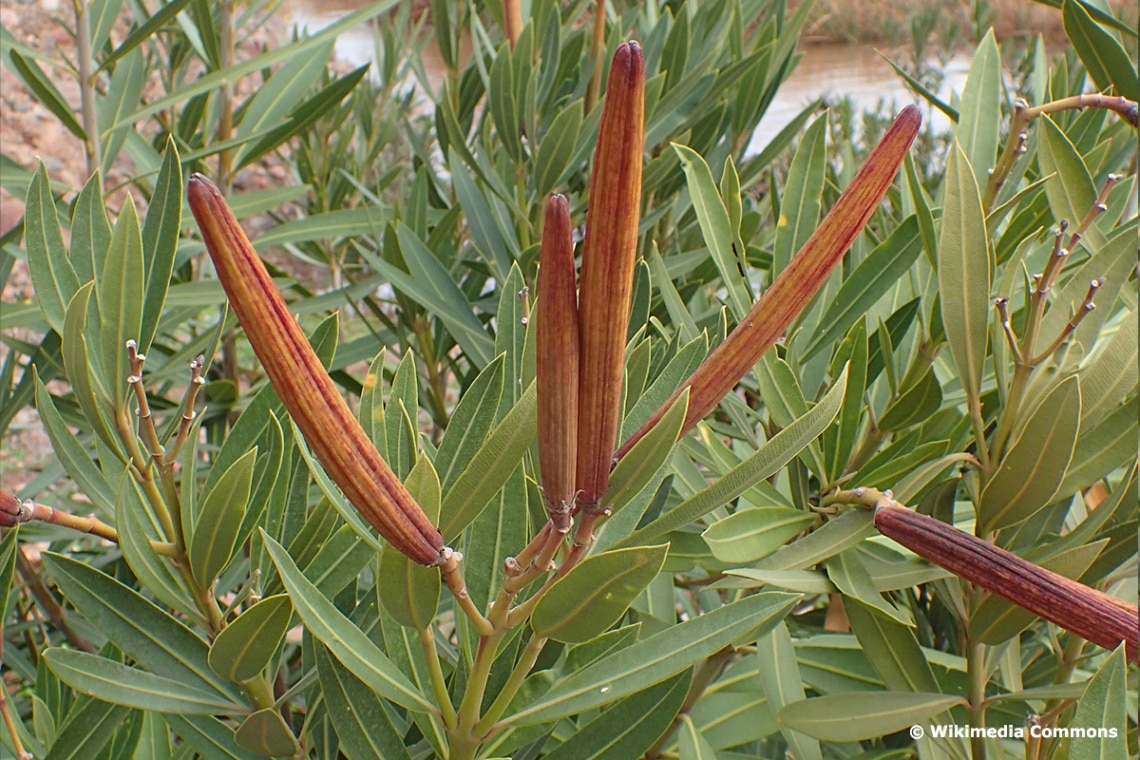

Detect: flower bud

[187,176,445,566]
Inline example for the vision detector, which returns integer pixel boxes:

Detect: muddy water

[286,3,970,151]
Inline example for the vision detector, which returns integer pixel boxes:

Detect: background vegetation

[0,0,1136,758]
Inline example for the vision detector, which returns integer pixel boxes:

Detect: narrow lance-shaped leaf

[187,175,444,566]
[576,41,645,513]
[618,105,921,458]
[537,194,580,532]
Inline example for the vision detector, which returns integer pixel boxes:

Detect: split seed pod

[617,104,922,459]
[187,175,445,566]
[576,41,645,513]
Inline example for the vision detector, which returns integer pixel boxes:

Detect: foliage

[1,1,1137,759]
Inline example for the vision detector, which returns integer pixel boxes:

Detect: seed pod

[536,195,579,532]
[617,105,922,459]
[874,503,1138,662]
[187,175,445,566]
[576,41,645,513]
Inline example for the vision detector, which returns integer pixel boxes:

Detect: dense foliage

[0,1,1136,759]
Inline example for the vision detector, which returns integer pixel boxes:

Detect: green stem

[967,640,987,760]
[475,633,546,737]
[451,631,504,759]
[73,0,100,176]
[421,626,457,729]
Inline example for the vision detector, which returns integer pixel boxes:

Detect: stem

[420,626,457,728]
[73,0,100,176]
[0,495,119,543]
[967,640,987,760]
[475,633,546,736]
[585,0,607,115]
[15,547,95,653]
[440,550,494,636]
[0,680,30,760]
[452,631,505,759]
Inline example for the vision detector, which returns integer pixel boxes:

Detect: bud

[617,105,922,459]
[874,503,1138,662]
[576,41,645,513]
[536,195,579,532]
[187,176,445,566]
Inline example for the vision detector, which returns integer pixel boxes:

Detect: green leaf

[8,51,85,141]
[33,378,114,513]
[25,160,79,333]
[434,355,505,491]
[97,195,145,409]
[99,0,194,70]
[777,692,965,741]
[208,595,292,683]
[772,112,828,278]
[536,99,583,196]
[385,350,418,479]
[315,646,413,760]
[231,40,334,167]
[1076,308,1137,428]
[955,30,1001,181]
[1070,646,1129,760]
[108,1,401,130]
[845,599,939,692]
[980,376,1080,532]
[1063,0,1139,101]
[878,367,943,432]
[1062,395,1137,495]
[377,454,442,629]
[138,138,182,353]
[239,64,369,169]
[703,507,816,564]
[440,380,537,539]
[532,545,669,643]
[42,553,240,701]
[624,366,846,546]
[165,714,259,760]
[606,389,688,516]
[938,142,991,408]
[464,466,529,615]
[0,528,19,625]
[69,170,109,284]
[262,534,434,713]
[189,448,255,589]
[757,623,822,760]
[678,714,719,760]
[1037,116,1103,251]
[116,474,196,618]
[541,672,690,760]
[97,47,144,177]
[505,591,799,726]
[673,143,752,319]
[826,550,912,626]
[234,709,300,758]
[754,509,875,571]
[801,216,922,361]
[43,697,131,760]
[43,650,242,714]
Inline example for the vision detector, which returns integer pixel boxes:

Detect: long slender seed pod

[616,105,922,460]
[576,41,645,513]
[536,195,580,533]
[187,175,445,566]
[875,503,1138,662]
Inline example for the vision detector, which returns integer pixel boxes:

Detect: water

[286,3,971,151]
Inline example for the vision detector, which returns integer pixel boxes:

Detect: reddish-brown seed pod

[617,104,922,460]
[575,41,645,513]
[536,195,580,533]
[187,175,445,566]
[874,503,1138,662]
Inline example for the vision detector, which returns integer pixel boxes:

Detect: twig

[0,491,117,543]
